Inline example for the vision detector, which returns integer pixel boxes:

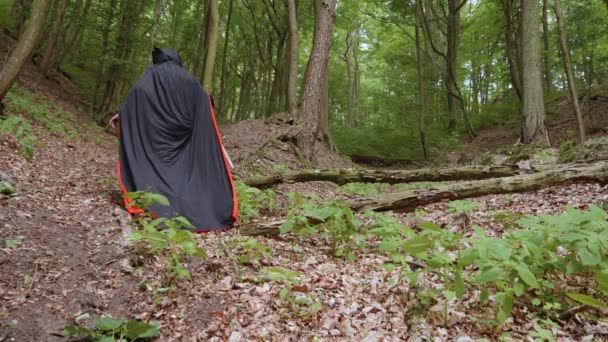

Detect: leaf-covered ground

[2,85,608,341]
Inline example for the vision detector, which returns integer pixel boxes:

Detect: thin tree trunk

[416,0,429,160]
[446,0,460,132]
[553,0,585,143]
[504,0,522,100]
[0,0,51,102]
[39,0,68,76]
[202,0,219,92]
[219,0,234,117]
[90,0,117,113]
[295,0,340,166]
[286,0,299,116]
[542,0,552,93]
[344,28,354,127]
[150,0,163,48]
[520,0,549,145]
[55,0,92,67]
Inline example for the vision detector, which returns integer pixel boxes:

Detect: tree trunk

[286,0,299,116]
[0,0,51,102]
[553,0,585,143]
[150,0,163,49]
[219,0,234,117]
[416,0,429,160]
[348,162,608,212]
[243,165,525,189]
[446,0,460,132]
[90,0,117,113]
[202,0,219,92]
[55,0,92,68]
[193,3,208,82]
[504,0,522,100]
[520,0,549,145]
[39,0,68,77]
[542,0,552,93]
[295,0,340,166]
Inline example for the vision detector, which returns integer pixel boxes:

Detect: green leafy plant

[260,267,321,318]
[224,236,272,266]
[281,193,363,260]
[63,316,159,341]
[5,236,24,249]
[235,181,278,223]
[446,200,479,215]
[0,180,17,196]
[127,192,207,284]
[0,116,38,157]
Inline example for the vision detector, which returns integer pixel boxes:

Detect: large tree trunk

[0,0,51,102]
[202,0,219,92]
[243,165,525,189]
[348,162,608,212]
[286,0,299,116]
[295,0,341,167]
[416,0,429,160]
[520,0,549,145]
[39,0,68,77]
[553,0,585,143]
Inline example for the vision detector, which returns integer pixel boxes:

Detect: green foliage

[235,181,278,223]
[339,182,390,196]
[559,140,577,162]
[260,267,321,318]
[127,192,206,283]
[63,317,160,341]
[281,193,363,260]
[374,205,608,325]
[0,115,37,157]
[0,180,17,196]
[5,86,78,140]
[225,236,272,266]
[5,236,24,249]
[446,200,479,215]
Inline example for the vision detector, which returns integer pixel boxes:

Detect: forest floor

[2,35,608,341]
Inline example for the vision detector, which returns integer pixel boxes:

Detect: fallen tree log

[243,165,525,188]
[350,154,413,166]
[239,162,608,236]
[347,162,608,212]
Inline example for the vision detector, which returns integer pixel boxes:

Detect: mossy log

[243,165,525,188]
[347,162,608,212]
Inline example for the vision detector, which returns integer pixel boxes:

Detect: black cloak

[118,48,237,232]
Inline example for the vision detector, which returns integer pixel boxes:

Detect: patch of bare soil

[452,85,608,165]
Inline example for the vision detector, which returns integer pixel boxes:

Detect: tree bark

[90,0,117,113]
[553,0,585,143]
[286,0,299,116]
[243,165,525,189]
[542,0,552,93]
[150,0,163,49]
[295,0,340,166]
[446,0,461,132]
[348,162,608,212]
[503,0,522,101]
[202,0,219,92]
[219,0,234,117]
[0,0,51,102]
[416,0,429,160]
[520,0,549,145]
[55,0,92,68]
[39,0,68,76]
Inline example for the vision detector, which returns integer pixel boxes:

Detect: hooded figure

[117,48,238,231]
